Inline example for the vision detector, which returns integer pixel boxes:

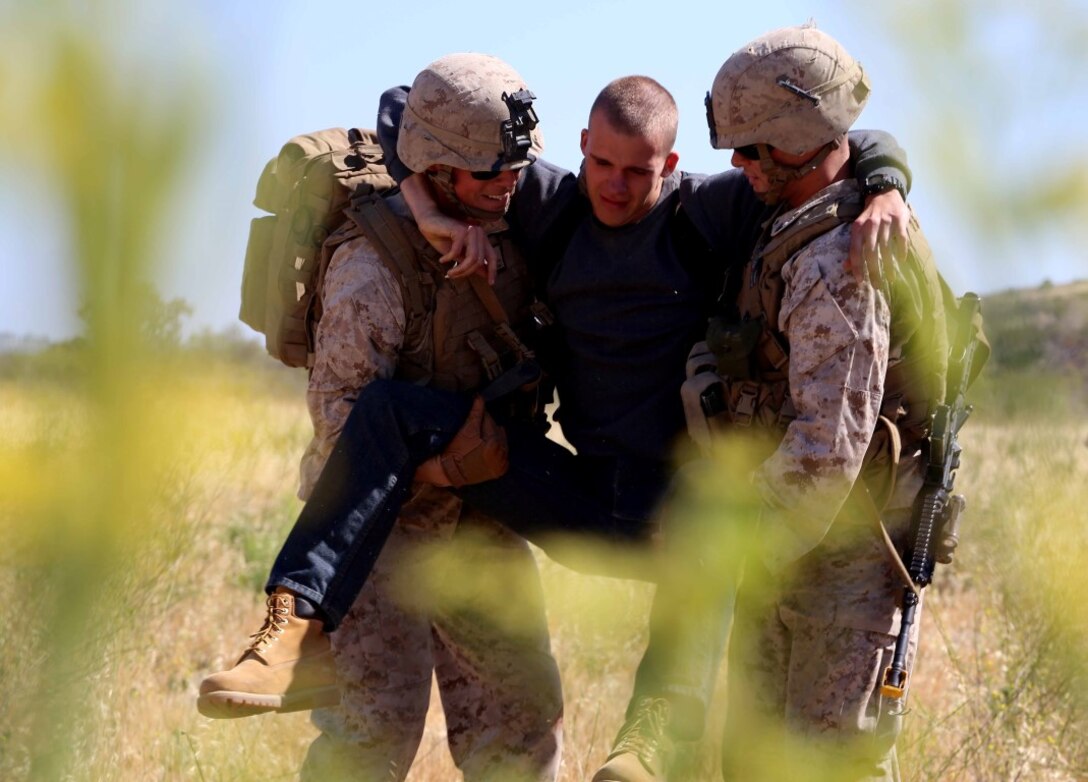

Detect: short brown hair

[589,76,678,151]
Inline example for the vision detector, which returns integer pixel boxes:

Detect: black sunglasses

[470,169,504,181]
[734,144,768,161]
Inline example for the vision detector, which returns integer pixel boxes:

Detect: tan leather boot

[592,697,675,782]
[197,590,339,718]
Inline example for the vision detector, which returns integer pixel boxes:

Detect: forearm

[399,173,446,229]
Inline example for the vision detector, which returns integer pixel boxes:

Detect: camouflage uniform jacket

[741,180,946,634]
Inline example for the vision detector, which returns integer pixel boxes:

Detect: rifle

[881,292,983,699]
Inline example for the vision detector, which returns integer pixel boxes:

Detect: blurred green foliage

[852,0,1088,248]
[0,2,206,779]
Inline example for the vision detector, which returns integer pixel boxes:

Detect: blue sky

[2,0,1086,340]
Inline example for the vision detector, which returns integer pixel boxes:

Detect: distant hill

[3,281,1086,380]
[977,279,1088,375]
[0,333,51,354]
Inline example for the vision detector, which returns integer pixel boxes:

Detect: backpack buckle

[467,331,503,381]
[733,381,760,427]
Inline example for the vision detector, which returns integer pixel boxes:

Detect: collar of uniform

[769,178,859,239]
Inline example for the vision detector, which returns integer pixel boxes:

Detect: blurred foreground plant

[0,3,204,779]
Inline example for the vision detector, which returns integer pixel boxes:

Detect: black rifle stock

[881,292,982,699]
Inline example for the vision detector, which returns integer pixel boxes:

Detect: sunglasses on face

[470,169,504,181]
[734,144,766,161]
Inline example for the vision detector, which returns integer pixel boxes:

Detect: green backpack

[239,127,397,368]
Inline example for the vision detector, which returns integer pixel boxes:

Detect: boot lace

[246,593,291,653]
[610,697,673,773]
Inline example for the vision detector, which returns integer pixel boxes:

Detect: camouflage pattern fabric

[297,231,562,780]
[398,53,543,175]
[298,235,405,500]
[707,25,870,155]
[303,503,563,782]
[724,527,917,782]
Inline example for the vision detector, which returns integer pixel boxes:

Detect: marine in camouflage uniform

[201,53,562,782]
[299,218,562,782]
[596,26,948,782]
[713,195,940,782]
[302,55,562,782]
[705,27,948,782]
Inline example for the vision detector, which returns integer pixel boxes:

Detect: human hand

[437,224,498,284]
[848,188,909,286]
[401,174,498,283]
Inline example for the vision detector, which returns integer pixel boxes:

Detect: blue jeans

[267,378,731,738]
[268,382,473,630]
[268,380,671,627]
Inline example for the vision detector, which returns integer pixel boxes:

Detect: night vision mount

[499,89,539,165]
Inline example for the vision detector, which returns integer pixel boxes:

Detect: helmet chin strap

[752,140,837,205]
[426,166,507,222]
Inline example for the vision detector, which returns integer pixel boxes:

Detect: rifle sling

[843,416,920,595]
[468,273,511,324]
[841,480,919,596]
[877,493,918,595]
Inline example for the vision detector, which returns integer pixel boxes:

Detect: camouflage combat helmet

[706,24,870,155]
[398,53,544,175]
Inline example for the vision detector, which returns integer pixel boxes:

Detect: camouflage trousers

[301,487,563,782]
[721,510,918,782]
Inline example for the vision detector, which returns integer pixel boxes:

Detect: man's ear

[580,128,589,156]
[661,150,680,177]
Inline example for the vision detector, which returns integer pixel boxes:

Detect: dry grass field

[1,345,1086,781]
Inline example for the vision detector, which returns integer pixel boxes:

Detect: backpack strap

[467,273,510,324]
[467,274,536,363]
[342,193,443,353]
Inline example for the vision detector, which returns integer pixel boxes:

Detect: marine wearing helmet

[705,25,870,203]
[399,53,543,221]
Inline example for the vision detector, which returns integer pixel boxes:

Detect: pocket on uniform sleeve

[781,276,859,377]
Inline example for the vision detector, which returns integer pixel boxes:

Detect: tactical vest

[706,181,948,456]
[321,194,535,396]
